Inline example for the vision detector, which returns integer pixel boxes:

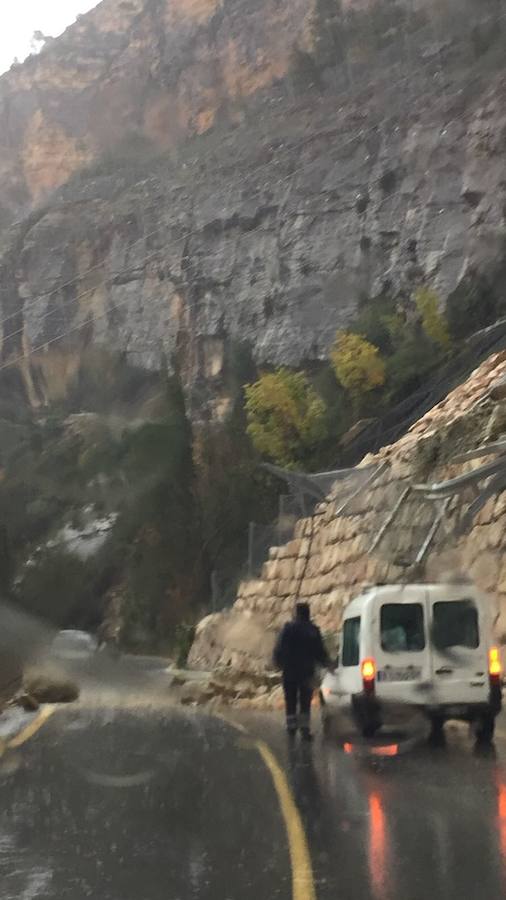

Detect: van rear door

[429,594,489,705]
[375,589,431,701]
[338,615,363,701]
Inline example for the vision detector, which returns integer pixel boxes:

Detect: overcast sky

[0,1,99,74]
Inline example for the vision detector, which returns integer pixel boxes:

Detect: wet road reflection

[367,790,389,900]
[0,706,291,900]
[253,716,506,900]
[3,703,506,900]
[497,775,506,866]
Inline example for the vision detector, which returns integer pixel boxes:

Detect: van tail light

[488,647,503,713]
[361,658,376,694]
[489,647,502,682]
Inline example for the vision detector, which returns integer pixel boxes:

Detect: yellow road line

[255,740,316,900]
[212,712,317,900]
[8,705,55,749]
[4,703,317,900]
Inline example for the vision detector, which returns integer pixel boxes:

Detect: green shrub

[245,369,328,468]
[330,330,386,409]
[385,331,440,403]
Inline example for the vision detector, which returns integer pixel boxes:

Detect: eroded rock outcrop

[1,1,506,402]
[0,0,313,219]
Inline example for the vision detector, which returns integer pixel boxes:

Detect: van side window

[432,600,479,650]
[381,604,425,652]
[342,617,360,666]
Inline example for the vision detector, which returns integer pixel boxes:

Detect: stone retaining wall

[189,352,506,671]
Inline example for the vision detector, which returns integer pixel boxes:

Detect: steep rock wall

[0,0,313,220]
[1,0,506,401]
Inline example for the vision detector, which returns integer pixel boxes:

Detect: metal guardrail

[411,433,506,537]
[262,462,376,502]
[456,472,506,536]
[334,462,388,518]
[452,438,506,464]
[369,485,411,553]
[415,498,450,566]
[413,456,506,498]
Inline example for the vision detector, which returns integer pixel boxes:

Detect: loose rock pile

[174,669,283,710]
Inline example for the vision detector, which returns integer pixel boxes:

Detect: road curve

[2,698,506,900]
[0,705,292,900]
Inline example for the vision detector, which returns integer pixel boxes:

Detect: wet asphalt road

[2,692,506,900]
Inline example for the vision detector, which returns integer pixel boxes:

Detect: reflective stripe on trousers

[283,677,313,730]
[298,712,310,729]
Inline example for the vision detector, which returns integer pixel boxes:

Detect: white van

[320,584,503,743]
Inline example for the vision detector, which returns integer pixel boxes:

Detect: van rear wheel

[362,721,380,739]
[320,693,336,741]
[428,715,445,745]
[322,715,336,740]
[474,713,495,744]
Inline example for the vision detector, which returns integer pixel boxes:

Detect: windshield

[3,1,506,899]
[432,600,480,650]
[380,603,425,652]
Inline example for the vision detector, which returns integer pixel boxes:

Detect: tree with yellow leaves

[244,369,327,468]
[330,330,386,407]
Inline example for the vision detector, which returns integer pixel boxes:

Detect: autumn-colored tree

[415,287,450,349]
[330,330,386,405]
[244,369,327,468]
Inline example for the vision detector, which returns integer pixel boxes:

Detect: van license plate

[447,706,466,716]
[378,668,421,682]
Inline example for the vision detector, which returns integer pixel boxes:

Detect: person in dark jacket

[273,601,329,740]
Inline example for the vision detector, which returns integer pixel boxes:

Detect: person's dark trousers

[282,675,314,735]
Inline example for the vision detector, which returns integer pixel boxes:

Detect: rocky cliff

[1,0,506,404]
[189,351,506,672]
[0,0,313,218]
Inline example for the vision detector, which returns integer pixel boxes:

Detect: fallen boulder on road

[12,691,40,712]
[23,670,79,704]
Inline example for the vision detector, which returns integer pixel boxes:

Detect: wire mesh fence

[246,493,313,578]
[340,319,506,466]
[206,494,312,612]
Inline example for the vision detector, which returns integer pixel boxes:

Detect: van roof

[343,582,481,617]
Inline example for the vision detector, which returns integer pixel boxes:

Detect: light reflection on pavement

[3,699,506,899]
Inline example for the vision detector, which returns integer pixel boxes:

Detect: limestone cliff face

[1,0,506,404]
[0,0,313,220]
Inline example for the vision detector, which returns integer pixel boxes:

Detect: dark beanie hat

[295,602,310,621]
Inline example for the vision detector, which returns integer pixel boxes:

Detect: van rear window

[342,617,360,666]
[432,600,479,649]
[381,603,425,652]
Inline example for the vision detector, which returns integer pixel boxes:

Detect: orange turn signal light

[361,658,376,682]
[489,647,502,677]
